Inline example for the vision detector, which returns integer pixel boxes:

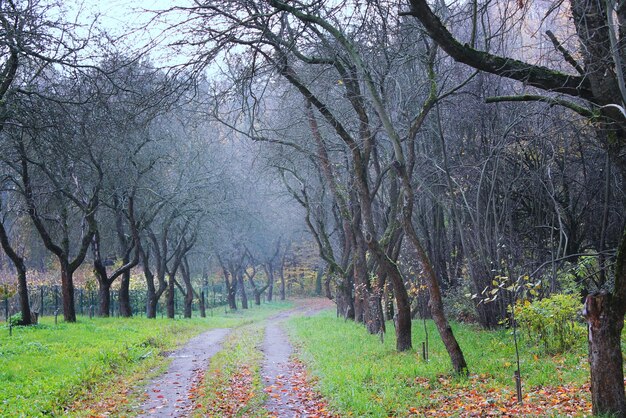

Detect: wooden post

[514,370,523,404]
[4,286,8,323]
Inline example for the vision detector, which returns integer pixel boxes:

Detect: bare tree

[407,0,626,412]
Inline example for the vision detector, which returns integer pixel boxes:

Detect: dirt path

[262,298,334,417]
[137,328,230,417]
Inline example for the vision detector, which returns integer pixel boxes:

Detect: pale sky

[73,0,194,66]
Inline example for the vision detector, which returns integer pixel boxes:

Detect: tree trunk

[336,276,354,319]
[267,265,274,302]
[16,269,32,325]
[353,235,368,323]
[238,273,248,309]
[184,290,193,318]
[365,293,385,336]
[0,218,32,325]
[397,164,468,371]
[167,274,175,318]
[144,259,157,318]
[146,287,158,318]
[60,260,76,322]
[365,268,386,335]
[404,224,467,373]
[370,243,411,351]
[199,290,206,317]
[98,281,111,317]
[315,267,323,296]
[219,258,238,310]
[227,283,237,310]
[118,270,132,317]
[246,268,264,306]
[584,293,626,417]
[279,263,286,301]
[324,266,333,300]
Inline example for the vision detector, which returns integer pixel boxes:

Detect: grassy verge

[193,322,269,418]
[0,301,291,417]
[287,309,607,417]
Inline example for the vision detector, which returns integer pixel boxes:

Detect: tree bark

[336,274,355,319]
[184,287,193,318]
[199,290,206,317]
[246,265,266,306]
[266,264,274,302]
[146,231,168,318]
[584,293,626,417]
[146,283,157,318]
[238,272,248,309]
[167,273,176,318]
[97,281,111,317]
[227,277,237,310]
[219,258,238,310]
[118,270,132,317]
[279,248,288,301]
[60,260,76,322]
[0,217,32,325]
[352,232,368,323]
[315,267,323,296]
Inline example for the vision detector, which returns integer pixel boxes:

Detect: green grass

[0,301,292,417]
[287,309,608,417]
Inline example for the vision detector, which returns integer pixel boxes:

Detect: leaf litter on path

[201,366,256,416]
[263,357,337,418]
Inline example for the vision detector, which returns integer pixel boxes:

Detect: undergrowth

[287,310,602,417]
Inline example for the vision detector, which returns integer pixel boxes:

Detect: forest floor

[287,310,616,417]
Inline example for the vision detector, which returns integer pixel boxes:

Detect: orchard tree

[406,0,626,413]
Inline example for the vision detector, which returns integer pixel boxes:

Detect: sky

[72,0,194,66]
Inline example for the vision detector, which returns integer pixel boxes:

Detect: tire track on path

[137,327,230,417]
[262,298,334,418]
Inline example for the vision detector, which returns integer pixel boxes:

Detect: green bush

[8,312,23,327]
[514,293,585,354]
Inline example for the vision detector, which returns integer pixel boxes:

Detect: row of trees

[156,0,624,415]
[1,0,624,415]
[0,0,308,327]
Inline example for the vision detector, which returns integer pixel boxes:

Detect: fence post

[54,285,59,315]
[4,285,8,322]
[40,286,45,317]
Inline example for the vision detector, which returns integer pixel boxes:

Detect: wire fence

[1,284,229,322]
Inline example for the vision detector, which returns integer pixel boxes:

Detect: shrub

[514,293,585,354]
[8,312,23,327]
